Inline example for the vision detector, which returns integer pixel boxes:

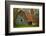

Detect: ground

[15,24,39,28]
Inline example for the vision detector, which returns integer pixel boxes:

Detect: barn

[13,8,39,27]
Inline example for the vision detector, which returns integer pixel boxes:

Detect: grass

[15,24,39,28]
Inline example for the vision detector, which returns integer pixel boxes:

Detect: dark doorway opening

[28,21,32,25]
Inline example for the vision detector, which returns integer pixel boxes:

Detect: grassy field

[15,24,39,28]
